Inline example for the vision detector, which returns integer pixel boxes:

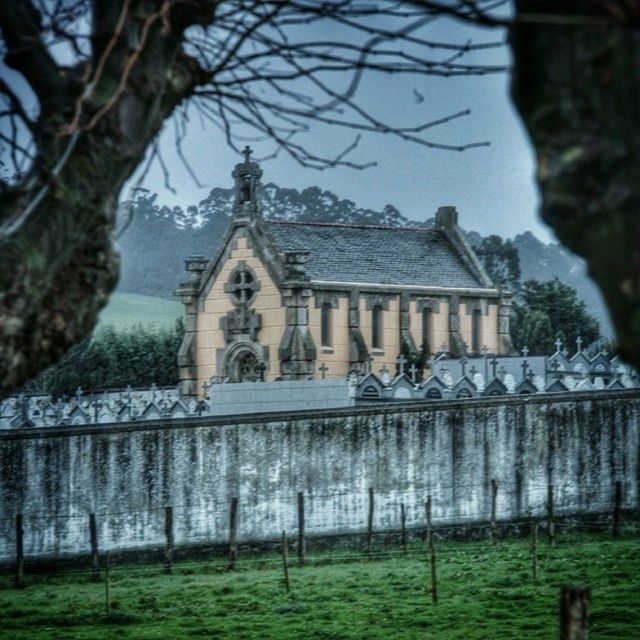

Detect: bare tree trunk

[509,2,640,365]
[0,1,212,398]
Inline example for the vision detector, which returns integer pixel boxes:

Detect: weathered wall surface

[0,391,638,561]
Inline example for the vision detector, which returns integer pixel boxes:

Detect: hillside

[98,292,183,330]
[115,183,611,335]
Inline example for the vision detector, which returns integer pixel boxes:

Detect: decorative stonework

[464,298,489,316]
[224,262,260,307]
[415,297,441,313]
[232,146,262,219]
[364,294,391,311]
[314,292,340,309]
[220,307,262,343]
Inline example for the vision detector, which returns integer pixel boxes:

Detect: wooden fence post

[104,551,111,614]
[400,503,407,553]
[297,492,305,566]
[89,513,100,581]
[531,523,538,580]
[163,506,173,574]
[15,513,24,588]
[560,586,589,640]
[547,484,556,547]
[490,479,498,546]
[425,496,432,548]
[281,531,290,592]
[613,481,622,537]
[429,530,437,604]
[367,487,374,556]
[228,497,238,570]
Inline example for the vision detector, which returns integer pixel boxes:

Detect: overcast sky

[137,16,549,242]
[0,11,548,242]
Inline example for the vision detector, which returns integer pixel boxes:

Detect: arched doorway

[228,349,261,382]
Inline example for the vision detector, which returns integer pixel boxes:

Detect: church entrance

[229,350,261,382]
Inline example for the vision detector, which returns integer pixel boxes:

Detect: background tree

[473,234,521,292]
[25,320,184,397]
[511,278,600,355]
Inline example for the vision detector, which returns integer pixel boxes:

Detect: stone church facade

[176,149,513,396]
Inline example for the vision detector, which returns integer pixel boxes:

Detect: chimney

[435,206,458,230]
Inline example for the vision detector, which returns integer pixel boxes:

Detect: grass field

[2,533,639,640]
[97,293,183,330]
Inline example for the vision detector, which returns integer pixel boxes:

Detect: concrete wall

[209,379,353,416]
[0,390,638,562]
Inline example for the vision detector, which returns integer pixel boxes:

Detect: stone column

[175,256,207,397]
[448,294,466,357]
[400,291,417,355]
[279,252,317,379]
[497,290,515,354]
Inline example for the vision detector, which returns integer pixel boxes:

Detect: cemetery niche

[1,340,637,429]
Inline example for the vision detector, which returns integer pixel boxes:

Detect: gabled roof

[261,220,488,289]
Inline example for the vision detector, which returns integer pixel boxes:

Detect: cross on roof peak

[243,145,253,163]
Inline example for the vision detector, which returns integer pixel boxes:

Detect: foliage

[511,278,600,355]
[2,533,639,639]
[474,234,521,292]
[24,321,184,397]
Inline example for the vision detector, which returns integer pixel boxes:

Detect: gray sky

[0,11,547,242]
[139,17,548,241]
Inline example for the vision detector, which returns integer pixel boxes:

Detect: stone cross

[602,348,609,358]
[258,362,267,381]
[460,356,468,377]
[481,345,490,357]
[366,356,373,374]
[396,353,407,376]
[75,387,83,403]
[498,365,507,379]
[549,359,561,379]
[555,337,563,353]
[521,346,529,358]
[521,359,529,380]
[490,356,499,379]
[318,363,329,379]
[202,380,211,397]
[576,335,583,353]
[243,145,252,163]
[527,369,536,382]
[409,363,418,384]
[469,365,478,377]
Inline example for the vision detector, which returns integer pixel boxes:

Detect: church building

[176,149,513,396]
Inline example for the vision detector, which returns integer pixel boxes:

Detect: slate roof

[262,220,486,289]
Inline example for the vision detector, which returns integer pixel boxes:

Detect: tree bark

[0,1,212,397]
[509,1,640,365]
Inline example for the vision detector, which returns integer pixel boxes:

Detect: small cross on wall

[257,361,268,381]
[318,363,329,379]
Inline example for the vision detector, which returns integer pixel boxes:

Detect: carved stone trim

[314,291,340,309]
[223,261,260,307]
[364,294,391,311]
[464,298,489,316]
[415,297,441,313]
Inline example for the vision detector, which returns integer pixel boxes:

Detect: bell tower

[232,146,262,220]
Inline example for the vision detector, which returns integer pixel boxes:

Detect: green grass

[1,533,639,639]
[98,293,182,330]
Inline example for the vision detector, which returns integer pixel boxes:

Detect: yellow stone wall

[458,301,499,355]
[308,295,351,378]
[359,296,401,375]
[195,234,285,391]
[409,298,451,354]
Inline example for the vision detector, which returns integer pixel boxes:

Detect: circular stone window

[225,263,259,306]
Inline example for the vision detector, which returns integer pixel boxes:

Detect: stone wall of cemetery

[0,389,639,562]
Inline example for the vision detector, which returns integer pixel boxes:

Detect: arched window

[422,308,431,347]
[471,309,482,354]
[321,302,332,347]
[372,305,383,349]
